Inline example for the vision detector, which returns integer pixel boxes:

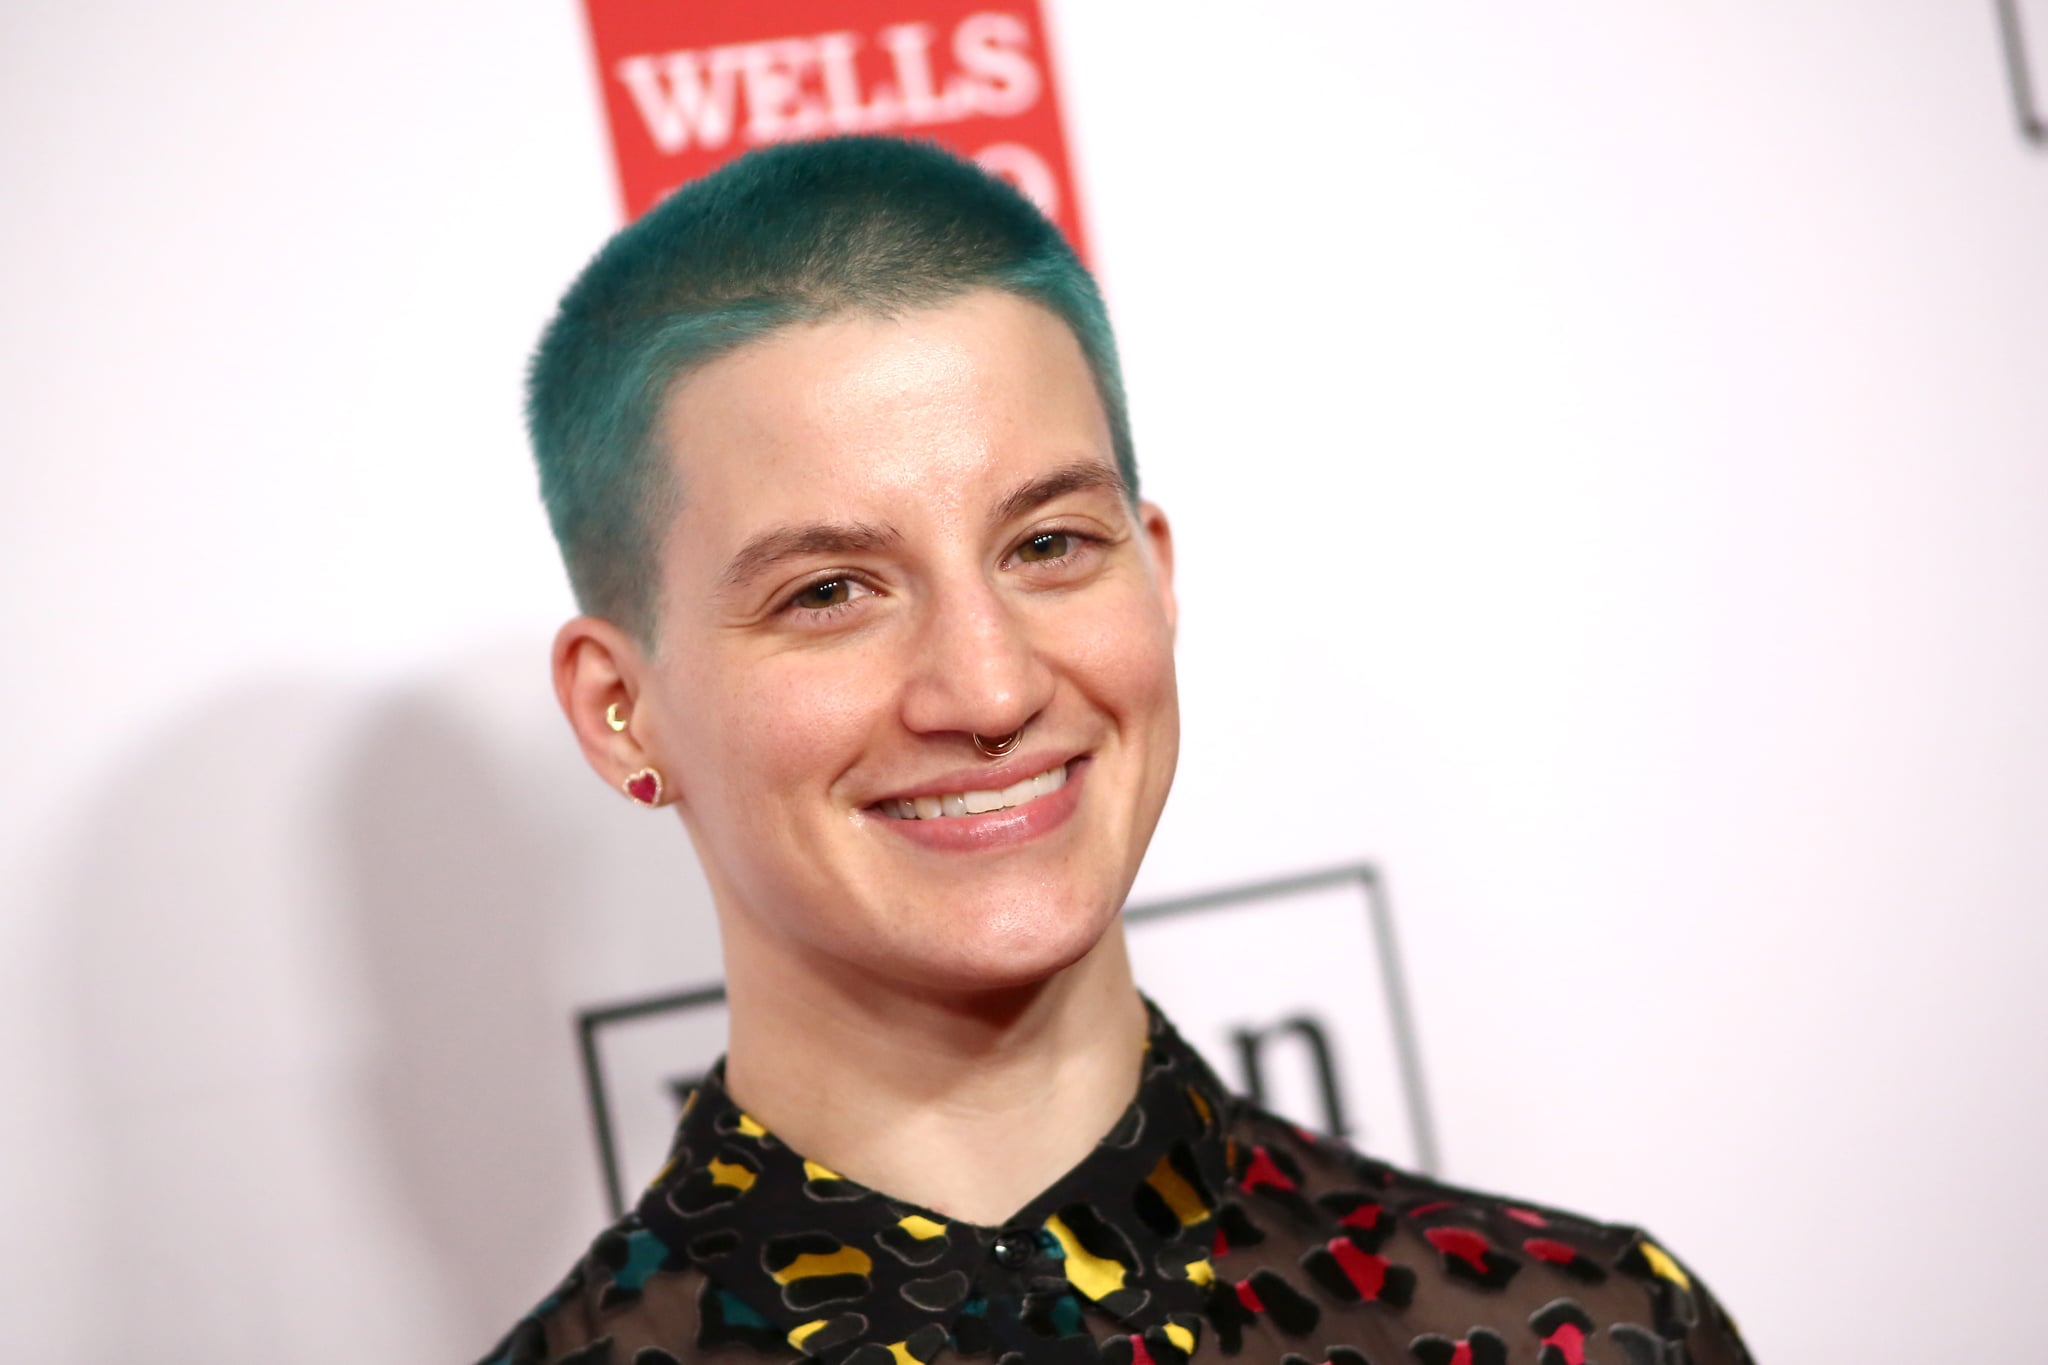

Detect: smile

[873,762,1070,820]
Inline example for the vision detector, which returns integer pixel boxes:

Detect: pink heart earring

[622,768,664,806]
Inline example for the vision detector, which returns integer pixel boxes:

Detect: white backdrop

[5,3,2046,1360]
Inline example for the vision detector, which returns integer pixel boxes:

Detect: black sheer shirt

[480,1005,1752,1365]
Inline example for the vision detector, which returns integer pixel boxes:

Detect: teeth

[878,763,1069,820]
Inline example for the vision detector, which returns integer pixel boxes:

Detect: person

[481,135,1752,1365]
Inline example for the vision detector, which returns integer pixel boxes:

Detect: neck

[719,923,1148,1228]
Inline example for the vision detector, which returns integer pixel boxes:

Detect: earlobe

[553,615,671,804]
[621,767,665,806]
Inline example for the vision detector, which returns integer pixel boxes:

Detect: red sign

[579,0,1091,260]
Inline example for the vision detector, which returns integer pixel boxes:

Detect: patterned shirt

[480,1005,1752,1365]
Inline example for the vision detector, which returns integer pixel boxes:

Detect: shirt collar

[635,1000,1236,1365]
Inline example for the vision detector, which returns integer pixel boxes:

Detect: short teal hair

[527,135,1136,642]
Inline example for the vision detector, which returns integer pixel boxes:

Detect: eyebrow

[985,458,1129,528]
[717,521,901,593]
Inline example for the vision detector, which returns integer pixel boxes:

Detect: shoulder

[475,1212,763,1365]
[1220,1099,1756,1364]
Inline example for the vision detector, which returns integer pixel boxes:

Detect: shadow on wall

[333,684,585,1340]
[58,652,718,1363]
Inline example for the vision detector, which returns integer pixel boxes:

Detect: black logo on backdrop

[574,863,1436,1219]
[2000,0,2047,145]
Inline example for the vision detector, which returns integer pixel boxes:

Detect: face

[622,289,1177,994]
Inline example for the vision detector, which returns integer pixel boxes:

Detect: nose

[897,576,1055,742]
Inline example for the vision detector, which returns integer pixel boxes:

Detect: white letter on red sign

[815,31,868,133]
[955,12,1041,118]
[878,23,948,124]
[615,49,743,153]
[739,38,828,143]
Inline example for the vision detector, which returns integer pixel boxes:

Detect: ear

[552,615,669,803]
[1137,499,1178,640]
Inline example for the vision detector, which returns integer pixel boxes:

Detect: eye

[1014,531,1075,563]
[1003,527,1109,579]
[783,576,874,620]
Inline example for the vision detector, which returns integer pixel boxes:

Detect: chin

[880,891,1119,994]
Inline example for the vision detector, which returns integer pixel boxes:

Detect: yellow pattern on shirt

[1145,1153,1211,1226]
[1044,1214,1127,1300]
[1641,1239,1692,1290]
[771,1246,874,1284]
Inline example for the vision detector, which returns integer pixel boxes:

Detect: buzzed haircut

[526,135,1136,643]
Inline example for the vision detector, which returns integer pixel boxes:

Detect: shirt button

[991,1229,1033,1269]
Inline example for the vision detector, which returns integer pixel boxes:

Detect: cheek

[671,646,889,810]
[1057,588,1179,721]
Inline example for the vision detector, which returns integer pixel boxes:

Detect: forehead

[654,290,1116,571]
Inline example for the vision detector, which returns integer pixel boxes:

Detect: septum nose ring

[972,729,1022,758]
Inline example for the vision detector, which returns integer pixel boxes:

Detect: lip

[866,754,1090,853]
[864,748,1084,807]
